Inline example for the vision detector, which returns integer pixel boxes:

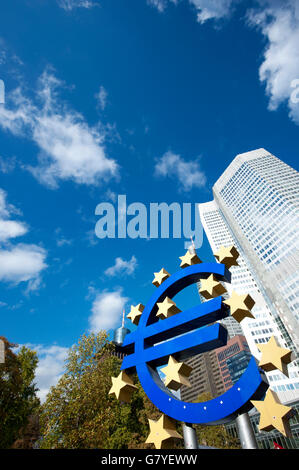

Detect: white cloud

[0,69,119,188]
[188,0,235,23]
[148,0,299,124]
[56,237,73,247]
[58,0,97,10]
[85,229,98,247]
[0,156,16,174]
[147,0,169,12]
[89,289,128,332]
[0,38,7,65]
[0,51,6,65]
[0,190,28,242]
[24,276,44,295]
[0,188,47,287]
[248,0,299,125]
[147,0,233,20]
[104,255,137,277]
[0,219,28,242]
[0,188,21,219]
[105,189,117,203]
[54,227,73,247]
[27,344,69,403]
[154,150,206,191]
[95,85,108,111]
[0,244,47,284]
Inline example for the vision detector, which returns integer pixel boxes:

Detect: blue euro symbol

[121,263,268,424]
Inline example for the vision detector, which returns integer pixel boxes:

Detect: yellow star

[109,371,138,403]
[145,414,183,449]
[257,336,293,377]
[127,303,144,325]
[199,274,226,299]
[251,389,294,437]
[160,356,192,391]
[156,297,181,320]
[223,290,255,323]
[214,245,239,269]
[179,249,202,268]
[152,268,170,287]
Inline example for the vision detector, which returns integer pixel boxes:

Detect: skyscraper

[216,335,251,392]
[180,350,225,402]
[199,148,299,404]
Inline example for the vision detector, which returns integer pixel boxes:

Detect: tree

[0,337,40,448]
[39,331,165,449]
[193,392,241,449]
[43,332,242,449]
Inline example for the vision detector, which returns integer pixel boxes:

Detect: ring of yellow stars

[251,389,294,437]
[152,268,170,287]
[160,356,192,391]
[214,245,239,269]
[199,274,226,299]
[223,290,255,323]
[156,297,181,320]
[257,335,293,377]
[109,371,138,403]
[145,414,183,449]
[179,249,202,268]
[127,303,145,325]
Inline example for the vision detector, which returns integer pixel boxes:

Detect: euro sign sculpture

[120,259,268,425]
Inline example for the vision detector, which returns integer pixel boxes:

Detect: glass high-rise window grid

[198,148,299,404]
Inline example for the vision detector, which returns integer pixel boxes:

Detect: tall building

[216,335,251,392]
[213,148,299,351]
[181,350,225,402]
[225,400,299,449]
[180,243,225,402]
[198,148,299,404]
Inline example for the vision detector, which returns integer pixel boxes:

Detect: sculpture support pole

[182,423,199,449]
[182,243,204,449]
[236,412,258,449]
[0,339,5,363]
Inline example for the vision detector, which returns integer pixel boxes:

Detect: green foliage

[39,331,162,449]
[39,332,241,449]
[194,392,241,449]
[0,337,40,448]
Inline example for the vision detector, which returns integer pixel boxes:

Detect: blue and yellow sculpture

[109,246,294,448]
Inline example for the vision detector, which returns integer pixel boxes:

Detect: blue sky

[0,0,298,400]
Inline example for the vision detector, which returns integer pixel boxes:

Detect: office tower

[213,148,299,351]
[226,401,299,449]
[197,283,243,339]
[198,148,299,404]
[216,335,251,391]
[181,350,225,402]
[180,244,225,402]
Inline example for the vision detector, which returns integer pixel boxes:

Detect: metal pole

[182,243,200,450]
[0,339,5,363]
[183,423,199,449]
[236,412,258,449]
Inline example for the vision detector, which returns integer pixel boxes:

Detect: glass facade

[226,399,299,449]
[198,148,299,404]
[214,148,299,353]
[216,335,251,391]
[226,350,252,385]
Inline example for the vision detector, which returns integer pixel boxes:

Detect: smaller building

[216,335,251,391]
[181,349,225,402]
[226,399,299,449]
